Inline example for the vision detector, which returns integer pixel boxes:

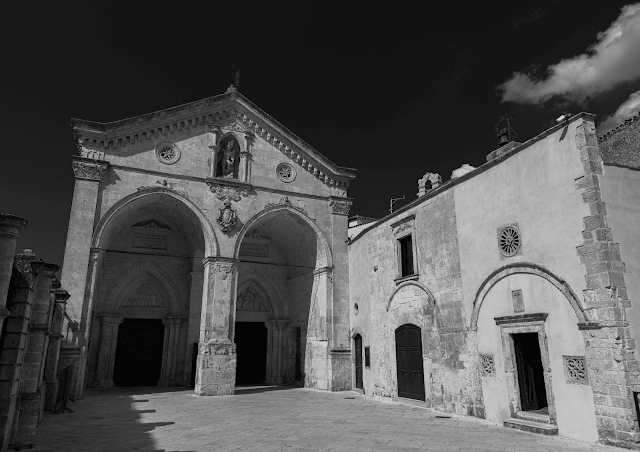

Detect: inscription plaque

[133,231,168,250]
[239,243,269,258]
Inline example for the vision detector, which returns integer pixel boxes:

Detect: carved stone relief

[237,287,268,312]
[72,160,108,181]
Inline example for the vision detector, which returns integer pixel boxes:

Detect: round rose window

[276,163,296,183]
[155,142,181,165]
[499,226,521,257]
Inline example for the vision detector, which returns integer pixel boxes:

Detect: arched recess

[238,265,287,319]
[236,278,275,318]
[91,187,218,257]
[471,262,590,330]
[386,280,436,312]
[351,326,366,339]
[103,261,183,316]
[233,204,333,269]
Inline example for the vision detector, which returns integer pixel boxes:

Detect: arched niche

[235,279,273,323]
[102,261,183,317]
[216,133,241,179]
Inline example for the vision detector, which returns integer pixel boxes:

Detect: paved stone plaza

[33,386,621,452]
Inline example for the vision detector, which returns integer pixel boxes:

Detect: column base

[328,349,352,391]
[44,379,58,412]
[194,341,236,396]
[12,386,44,450]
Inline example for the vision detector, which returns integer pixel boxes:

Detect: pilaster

[44,289,69,411]
[328,197,352,352]
[575,118,640,448]
[0,213,27,335]
[195,257,238,396]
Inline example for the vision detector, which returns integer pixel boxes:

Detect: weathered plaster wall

[455,121,590,325]
[477,274,598,442]
[348,234,372,391]
[600,165,640,360]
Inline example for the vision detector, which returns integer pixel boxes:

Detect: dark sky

[1,0,638,270]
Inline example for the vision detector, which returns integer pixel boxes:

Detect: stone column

[0,213,27,335]
[327,197,353,391]
[275,320,289,383]
[60,157,107,393]
[44,289,69,411]
[13,261,59,450]
[185,271,203,386]
[265,320,275,383]
[160,316,184,386]
[93,314,122,388]
[195,257,237,396]
[208,126,221,178]
[240,132,255,183]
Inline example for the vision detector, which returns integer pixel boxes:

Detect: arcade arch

[87,189,213,389]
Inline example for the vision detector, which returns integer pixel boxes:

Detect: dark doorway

[395,324,425,401]
[354,334,363,389]
[113,319,164,386]
[235,321,267,385]
[189,342,198,388]
[513,333,548,411]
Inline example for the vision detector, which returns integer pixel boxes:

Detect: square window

[399,235,414,277]
[364,347,371,368]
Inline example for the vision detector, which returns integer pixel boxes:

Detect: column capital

[55,288,71,303]
[0,213,28,239]
[328,197,353,216]
[202,256,239,267]
[31,261,60,277]
[72,157,109,181]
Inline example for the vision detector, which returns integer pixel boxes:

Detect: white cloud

[597,89,640,135]
[498,3,640,104]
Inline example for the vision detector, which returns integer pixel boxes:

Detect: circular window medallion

[499,226,521,257]
[155,142,181,165]
[276,163,296,183]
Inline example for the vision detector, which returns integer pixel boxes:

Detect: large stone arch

[102,260,184,316]
[91,187,218,257]
[470,262,590,330]
[233,203,333,269]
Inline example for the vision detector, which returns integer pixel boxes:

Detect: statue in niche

[216,136,240,179]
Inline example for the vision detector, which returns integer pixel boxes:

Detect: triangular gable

[71,90,357,187]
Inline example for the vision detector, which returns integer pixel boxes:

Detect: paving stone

[31,386,622,452]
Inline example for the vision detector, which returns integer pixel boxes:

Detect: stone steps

[504,417,558,435]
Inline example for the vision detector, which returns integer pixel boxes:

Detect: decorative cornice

[494,312,548,325]
[0,214,28,239]
[329,199,352,216]
[206,178,252,202]
[72,157,108,181]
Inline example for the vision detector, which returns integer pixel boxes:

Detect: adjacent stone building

[349,113,640,448]
[0,215,70,451]
[62,87,356,400]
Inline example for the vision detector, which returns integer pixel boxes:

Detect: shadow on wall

[34,387,195,452]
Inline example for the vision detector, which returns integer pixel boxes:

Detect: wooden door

[113,319,164,386]
[354,334,363,389]
[395,324,425,401]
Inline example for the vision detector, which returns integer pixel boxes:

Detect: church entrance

[235,321,267,385]
[513,333,548,412]
[113,319,164,386]
[395,324,425,401]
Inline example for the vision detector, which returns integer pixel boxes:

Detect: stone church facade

[61,88,356,399]
[349,113,640,448]
[60,87,640,449]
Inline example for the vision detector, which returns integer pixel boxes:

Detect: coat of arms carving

[217,201,237,233]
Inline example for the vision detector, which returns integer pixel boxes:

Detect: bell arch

[471,262,590,330]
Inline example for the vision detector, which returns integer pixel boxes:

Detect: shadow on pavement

[234,384,298,395]
[34,387,196,452]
